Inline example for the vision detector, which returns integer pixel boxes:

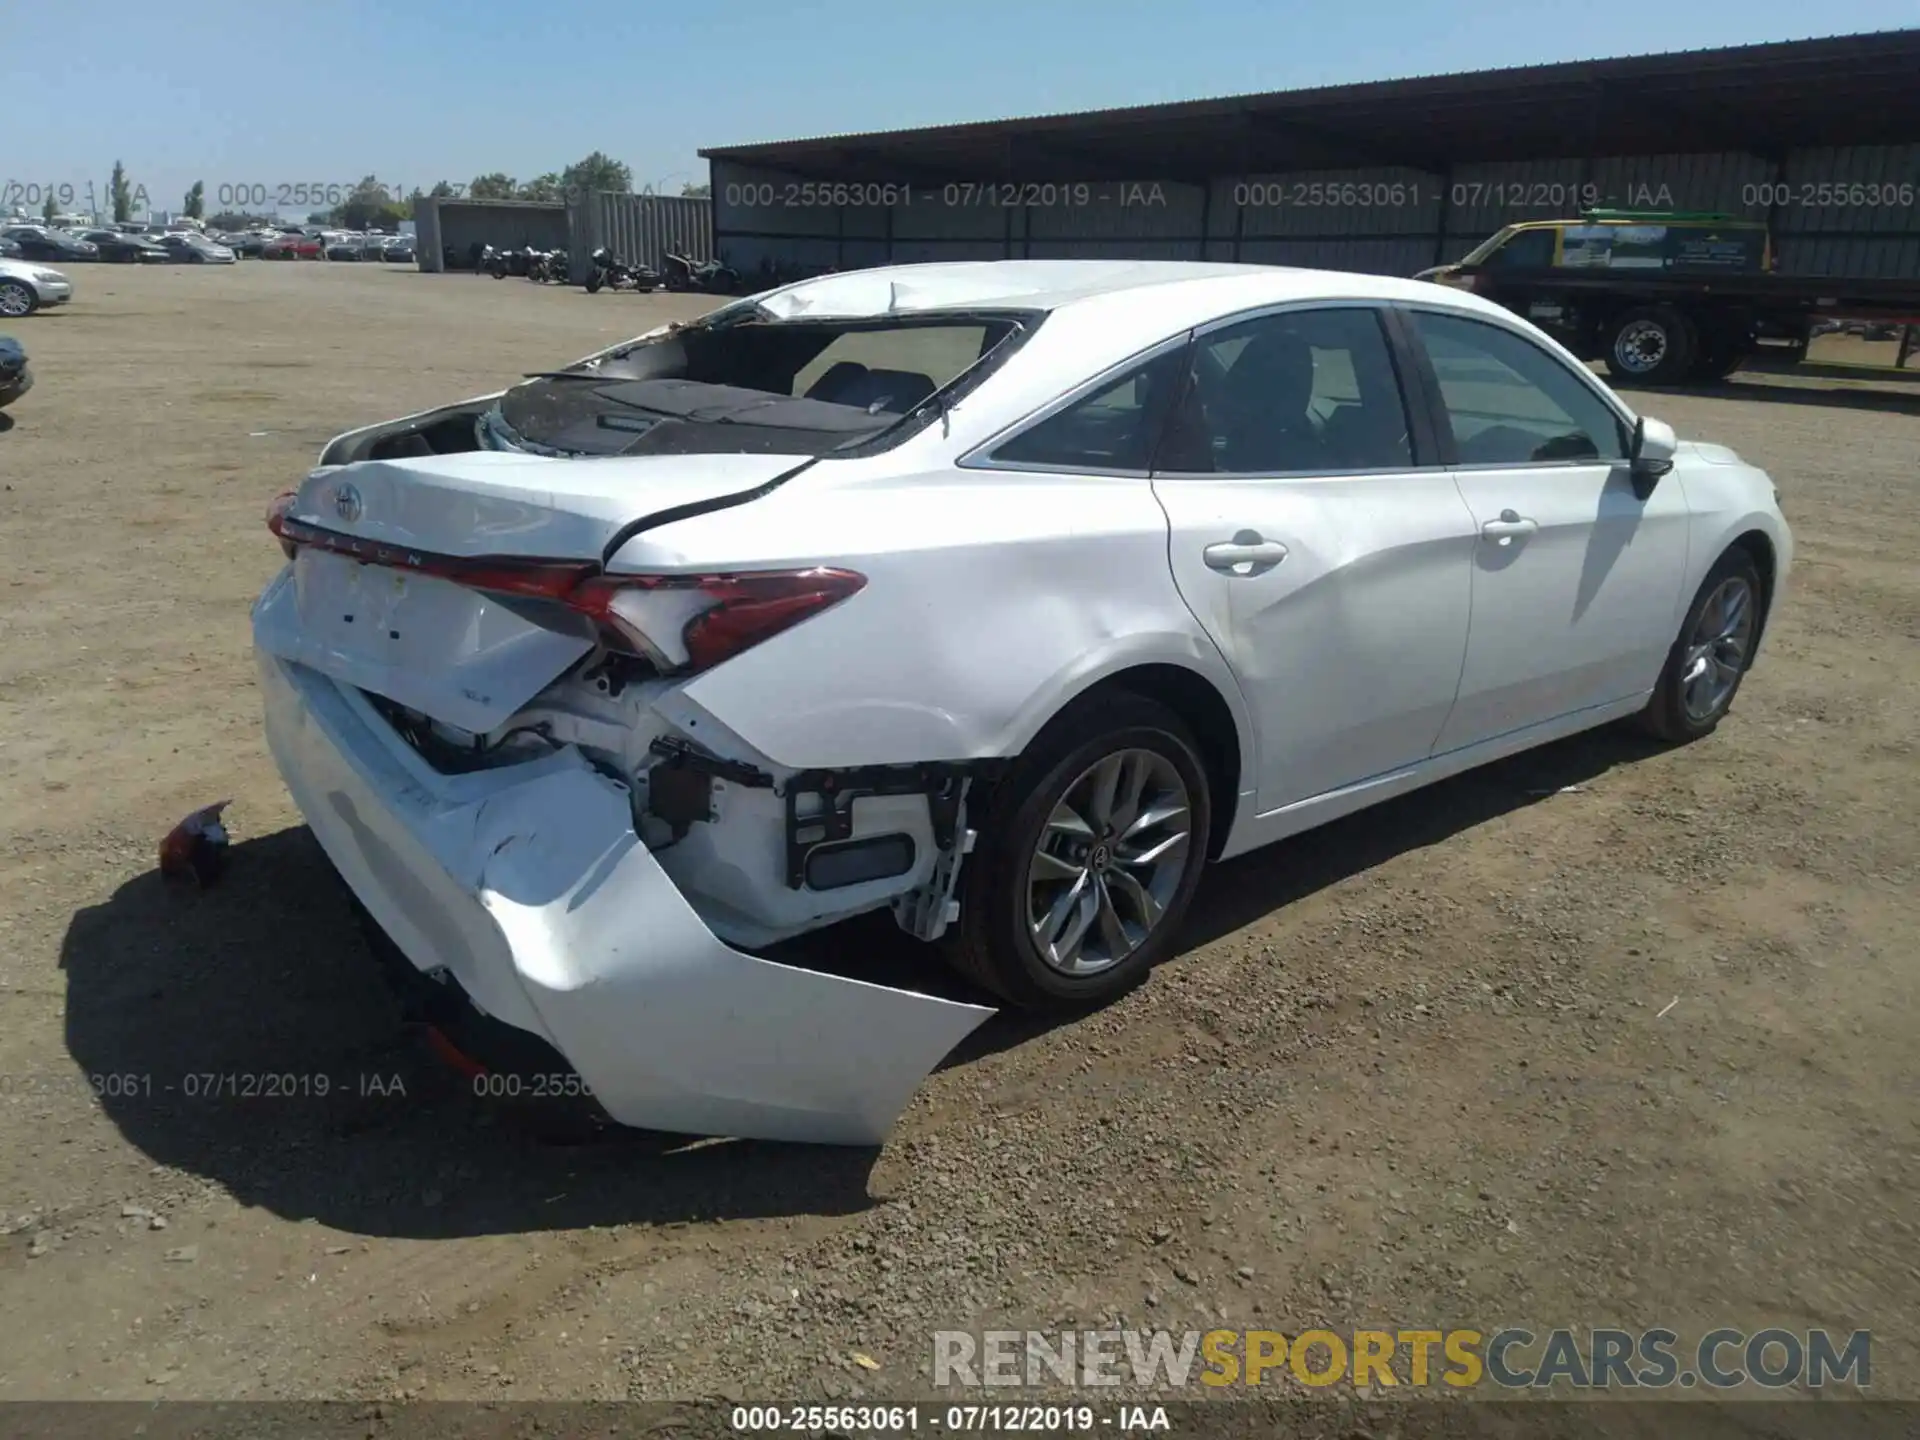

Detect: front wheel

[1633,549,1765,743]
[584,270,603,293]
[944,693,1211,1009]
[0,280,37,318]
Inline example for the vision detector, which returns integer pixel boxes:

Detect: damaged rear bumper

[256,649,993,1145]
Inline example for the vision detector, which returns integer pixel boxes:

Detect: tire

[584,270,603,293]
[0,280,37,319]
[1603,306,1698,386]
[1633,548,1765,743]
[943,692,1212,1009]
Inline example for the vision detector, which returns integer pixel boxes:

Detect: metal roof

[699,30,1920,182]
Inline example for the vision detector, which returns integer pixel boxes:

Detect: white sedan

[0,257,74,317]
[253,260,1791,1144]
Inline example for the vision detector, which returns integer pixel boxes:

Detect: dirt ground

[0,262,1915,1411]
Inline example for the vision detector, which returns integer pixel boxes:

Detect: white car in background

[254,260,1791,1144]
[0,256,74,316]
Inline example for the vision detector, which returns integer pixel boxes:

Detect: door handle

[1203,533,1289,575]
[1481,509,1539,545]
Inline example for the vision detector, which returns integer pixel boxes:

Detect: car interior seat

[1209,330,1330,472]
[805,362,937,414]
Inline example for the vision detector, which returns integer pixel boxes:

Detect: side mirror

[1628,415,1677,500]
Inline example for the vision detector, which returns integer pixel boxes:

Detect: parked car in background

[381,235,416,264]
[0,334,30,409]
[256,259,1792,1144]
[220,230,269,258]
[0,257,73,316]
[0,226,98,264]
[80,229,171,264]
[157,232,237,264]
[323,234,366,262]
[0,238,19,259]
[263,232,324,260]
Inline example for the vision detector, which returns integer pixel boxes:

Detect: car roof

[752,259,1500,329]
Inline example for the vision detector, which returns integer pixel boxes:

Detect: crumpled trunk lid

[258,451,807,731]
[284,450,807,560]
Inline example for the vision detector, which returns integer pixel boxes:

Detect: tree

[517,173,563,202]
[42,192,57,224]
[468,172,516,200]
[680,181,711,197]
[183,181,205,219]
[208,210,274,231]
[110,161,133,223]
[306,211,332,226]
[429,180,458,198]
[562,151,631,197]
[326,175,409,231]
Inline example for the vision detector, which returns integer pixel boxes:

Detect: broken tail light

[266,491,300,559]
[262,507,862,674]
[571,569,867,672]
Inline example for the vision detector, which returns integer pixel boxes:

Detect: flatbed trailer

[1418,210,1920,385]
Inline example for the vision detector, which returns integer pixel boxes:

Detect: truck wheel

[1604,307,1697,386]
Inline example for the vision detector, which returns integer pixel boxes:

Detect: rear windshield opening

[487,312,1035,459]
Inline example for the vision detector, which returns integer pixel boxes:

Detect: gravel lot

[0,262,1915,1413]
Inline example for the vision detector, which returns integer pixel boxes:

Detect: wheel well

[1090,664,1243,859]
[1728,529,1778,645]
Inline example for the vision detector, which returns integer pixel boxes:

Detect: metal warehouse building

[698,29,1920,282]
[414,193,713,277]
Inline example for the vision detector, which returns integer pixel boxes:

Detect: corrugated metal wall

[713,147,1920,280]
[564,192,714,280]
[422,200,571,270]
[413,195,443,271]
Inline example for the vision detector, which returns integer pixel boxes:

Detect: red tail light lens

[258,507,862,674]
[266,491,300,559]
[572,569,867,672]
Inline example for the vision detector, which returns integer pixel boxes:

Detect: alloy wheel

[1680,576,1756,722]
[1025,749,1193,977]
[0,284,31,318]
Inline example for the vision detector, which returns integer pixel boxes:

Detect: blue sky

[6,1,1915,217]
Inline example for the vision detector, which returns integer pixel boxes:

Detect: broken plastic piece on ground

[159,801,232,887]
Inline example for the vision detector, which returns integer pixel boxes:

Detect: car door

[1148,304,1480,814]
[1400,307,1692,754]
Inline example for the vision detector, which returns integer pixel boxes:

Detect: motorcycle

[488,244,543,279]
[583,247,660,293]
[530,248,569,283]
[662,251,740,294]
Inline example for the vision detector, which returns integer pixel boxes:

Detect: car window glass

[1411,311,1626,465]
[792,326,988,406]
[1162,307,1413,474]
[990,346,1187,471]
[1485,227,1556,268]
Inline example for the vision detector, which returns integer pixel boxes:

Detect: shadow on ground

[61,721,1666,1239]
[59,827,881,1239]
[1616,372,1920,416]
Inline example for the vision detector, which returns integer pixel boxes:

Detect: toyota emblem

[332,483,364,524]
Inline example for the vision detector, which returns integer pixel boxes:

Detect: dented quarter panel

[258,648,993,1145]
[565,401,1256,779]
[629,449,1258,775]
